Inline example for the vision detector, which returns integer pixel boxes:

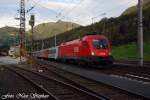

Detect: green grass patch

[112,42,150,61]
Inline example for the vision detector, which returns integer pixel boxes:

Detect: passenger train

[33,34,114,65]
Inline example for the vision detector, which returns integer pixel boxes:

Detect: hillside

[31,0,150,51]
[112,42,150,61]
[123,0,150,15]
[0,21,80,51]
[0,26,18,38]
[0,26,18,51]
[29,20,80,40]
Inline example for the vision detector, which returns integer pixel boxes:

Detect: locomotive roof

[82,32,97,36]
[60,34,107,46]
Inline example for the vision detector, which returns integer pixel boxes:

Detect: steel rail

[4,65,60,100]
[36,59,148,99]
[9,64,107,100]
[36,62,110,100]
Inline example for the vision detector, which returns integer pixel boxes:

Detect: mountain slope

[123,0,150,15]
[30,20,80,40]
[38,0,150,49]
[0,26,18,38]
[0,26,18,50]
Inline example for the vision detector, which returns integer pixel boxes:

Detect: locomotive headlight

[109,52,111,55]
[91,52,95,56]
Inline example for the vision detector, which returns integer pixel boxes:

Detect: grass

[112,42,150,61]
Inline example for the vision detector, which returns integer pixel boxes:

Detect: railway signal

[29,14,35,53]
[28,14,35,66]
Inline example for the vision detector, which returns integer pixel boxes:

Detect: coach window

[49,49,55,54]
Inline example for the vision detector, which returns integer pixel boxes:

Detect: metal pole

[37,42,38,51]
[55,33,57,47]
[91,17,95,33]
[103,18,106,34]
[42,39,44,49]
[138,0,143,66]
[102,13,106,34]
[92,18,94,25]
[19,0,26,63]
[31,26,34,53]
[29,14,35,55]
[30,26,34,66]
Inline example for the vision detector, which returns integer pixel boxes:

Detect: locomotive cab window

[92,39,108,49]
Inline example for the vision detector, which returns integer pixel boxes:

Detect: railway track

[4,65,57,100]
[50,60,150,83]
[95,64,150,83]
[115,60,150,67]
[28,59,146,100]
[0,65,50,100]
[108,70,150,84]
[37,59,150,83]
[7,64,107,100]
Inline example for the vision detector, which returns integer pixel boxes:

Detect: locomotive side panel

[59,39,89,58]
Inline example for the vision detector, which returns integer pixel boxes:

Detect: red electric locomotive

[33,34,113,65]
[59,34,113,64]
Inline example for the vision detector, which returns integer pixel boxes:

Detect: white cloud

[116,0,137,5]
[0,16,19,28]
[32,0,75,10]
[0,0,138,28]
[61,0,138,25]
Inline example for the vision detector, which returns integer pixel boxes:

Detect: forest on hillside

[32,1,150,51]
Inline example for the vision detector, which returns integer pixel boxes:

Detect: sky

[0,0,138,29]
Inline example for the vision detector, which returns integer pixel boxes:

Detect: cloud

[116,0,137,5]
[0,0,138,28]
[0,16,19,28]
[32,0,76,11]
[61,0,138,25]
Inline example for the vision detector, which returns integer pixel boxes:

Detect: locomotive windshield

[92,39,108,49]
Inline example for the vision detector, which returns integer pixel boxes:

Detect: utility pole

[138,0,143,66]
[103,18,106,34]
[91,18,94,25]
[54,33,57,47]
[19,0,26,63]
[36,42,39,51]
[103,13,106,34]
[91,17,96,33]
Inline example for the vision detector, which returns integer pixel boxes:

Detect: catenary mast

[138,0,143,66]
[19,0,26,62]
